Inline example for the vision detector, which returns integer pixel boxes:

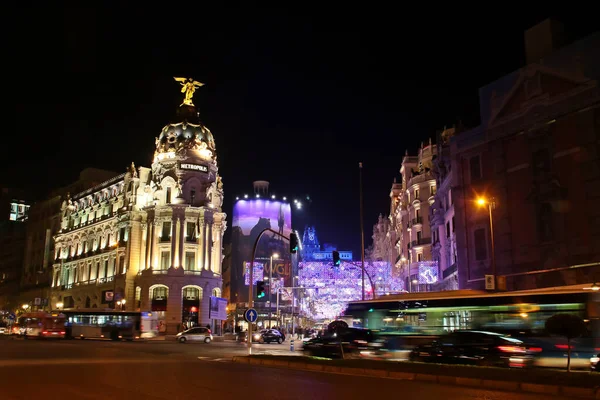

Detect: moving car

[591,353,599,371]
[409,330,533,368]
[252,329,285,344]
[303,328,374,358]
[176,327,212,343]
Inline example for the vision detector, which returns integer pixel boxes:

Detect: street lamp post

[268,253,279,328]
[477,197,496,287]
[359,162,366,301]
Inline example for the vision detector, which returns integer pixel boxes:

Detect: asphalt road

[0,337,578,400]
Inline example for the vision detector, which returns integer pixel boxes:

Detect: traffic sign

[244,308,258,323]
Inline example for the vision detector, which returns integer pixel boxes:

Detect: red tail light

[208,329,211,334]
[528,347,543,353]
[42,331,48,335]
[555,344,573,350]
[497,346,526,353]
[60,331,65,335]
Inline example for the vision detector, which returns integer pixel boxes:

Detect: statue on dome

[174,77,204,106]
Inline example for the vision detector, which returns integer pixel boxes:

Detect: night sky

[5,6,599,253]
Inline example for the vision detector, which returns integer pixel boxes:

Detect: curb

[232,357,598,399]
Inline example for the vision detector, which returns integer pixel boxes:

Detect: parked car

[0,327,6,335]
[409,330,534,368]
[176,327,212,343]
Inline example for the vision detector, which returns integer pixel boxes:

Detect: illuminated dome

[154,105,216,161]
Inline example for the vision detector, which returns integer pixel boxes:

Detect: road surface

[0,337,577,399]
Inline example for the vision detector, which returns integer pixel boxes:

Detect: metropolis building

[50,79,226,334]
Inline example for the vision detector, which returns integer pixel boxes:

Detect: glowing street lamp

[22,304,29,312]
[56,302,64,310]
[476,196,496,289]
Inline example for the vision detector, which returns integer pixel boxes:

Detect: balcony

[185,236,197,243]
[184,270,202,275]
[411,217,423,226]
[411,237,432,247]
[159,236,171,243]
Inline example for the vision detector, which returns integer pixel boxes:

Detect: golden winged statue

[174,77,204,106]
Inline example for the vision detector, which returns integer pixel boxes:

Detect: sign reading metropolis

[231,199,293,301]
[180,163,208,172]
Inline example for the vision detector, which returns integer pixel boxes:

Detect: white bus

[60,309,159,340]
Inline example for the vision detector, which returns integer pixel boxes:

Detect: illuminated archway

[181,285,203,327]
[149,284,169,312]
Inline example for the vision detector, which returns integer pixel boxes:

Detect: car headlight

[591,356,599,364]
[253,334,261,339]
[176,332,182,336]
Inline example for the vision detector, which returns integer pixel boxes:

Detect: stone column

[178,216,185,268]
[123,225,132,275]
[196,215,204,271]
[206,221,213,272]
[202,222,208,270]
[149,222,156,269]
[140,222,147,271]
[170,215,178,268]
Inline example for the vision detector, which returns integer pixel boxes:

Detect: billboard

[209,297,228,320]
[231,199,293,302]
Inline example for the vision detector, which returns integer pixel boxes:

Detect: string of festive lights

[297,261,405,320]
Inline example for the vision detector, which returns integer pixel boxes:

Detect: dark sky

[4,5,599,254]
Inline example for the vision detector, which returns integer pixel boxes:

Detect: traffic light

[256,281,266,298]
[332,251,341,266]
[290,232,299,254]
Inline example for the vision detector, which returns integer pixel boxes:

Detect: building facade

[51,89,227,334]
[19,168,118,311]
[396,142,439,292]
[451,22,600,290]
[430,126,460,291]
[0,188,29,313]
[301,226,353,261]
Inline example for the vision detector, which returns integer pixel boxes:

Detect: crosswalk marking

[196,356,230,363]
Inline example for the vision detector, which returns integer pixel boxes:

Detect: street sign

[485,275,495,290]
[497,276,507,291]
[34,298,41,306]
[244,308,258,323]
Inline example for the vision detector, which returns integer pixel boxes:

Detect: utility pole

[359,162,365,300]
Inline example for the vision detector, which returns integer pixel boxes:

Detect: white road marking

[0,358,181,367]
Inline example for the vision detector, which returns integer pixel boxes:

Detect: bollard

[290,339,294,351]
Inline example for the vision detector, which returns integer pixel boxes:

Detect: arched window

[212,288,221,298]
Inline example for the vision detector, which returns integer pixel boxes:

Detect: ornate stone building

[366,214,393,264]
[430,126,460,291]
[391,142,439,292]
[51,80,227,333]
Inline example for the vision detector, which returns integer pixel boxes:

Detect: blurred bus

[343,284,599,369]
[60,309,159,341]
[18,312,66,338]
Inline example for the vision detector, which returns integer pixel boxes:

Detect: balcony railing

[184,270,202,275]
[411,237,432,247]
[411,216,423,226]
